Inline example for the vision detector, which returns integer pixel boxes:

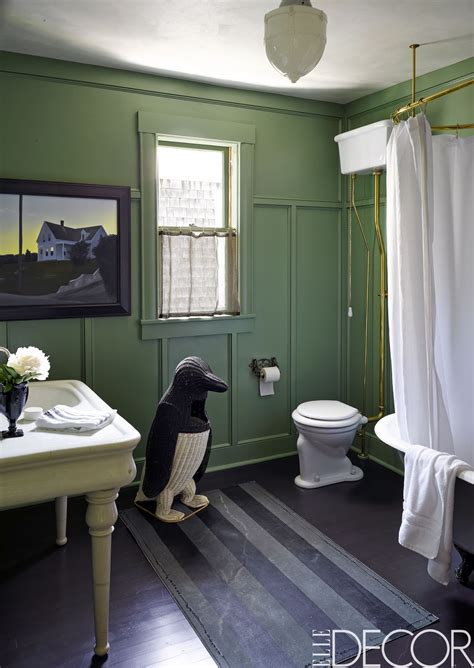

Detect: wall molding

[336,207,343,398]
[131,447,297,487]
[82,318,95,387]
[139,111,255,143]
[346,58,473,120]
[345,197,387,208]
[290,204,297,436]
[141,314,256,340]
[237,433,292,446]
[0,52,344,121]
[351,433,404,476]
[230,332,238,450]
[254,196,341,207]
[0,321,8,349]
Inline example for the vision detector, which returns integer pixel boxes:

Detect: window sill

[140,313,256,340]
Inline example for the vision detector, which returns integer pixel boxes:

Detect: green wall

[343,58,474,474]
[0,53,344,477]
[1,52,472,480]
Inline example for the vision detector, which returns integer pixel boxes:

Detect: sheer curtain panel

[160,230,239,318]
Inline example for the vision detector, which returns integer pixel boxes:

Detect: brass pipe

[432,123,474,131]
[410,44,419,116]
[392,78,474,123]
[351,175,371,420]
[367,170,386,424]
[349,174,372,460]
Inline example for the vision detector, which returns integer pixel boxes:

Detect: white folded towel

[399,444,471,585]
[36,404,116,433]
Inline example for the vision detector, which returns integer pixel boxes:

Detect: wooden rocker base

[134,498,209,523]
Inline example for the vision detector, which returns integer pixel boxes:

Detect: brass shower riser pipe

[357,170,387,459]
[368,170,386,422]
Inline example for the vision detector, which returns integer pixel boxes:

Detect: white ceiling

[1,0,473,103]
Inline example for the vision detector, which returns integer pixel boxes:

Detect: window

[157,139,239,319]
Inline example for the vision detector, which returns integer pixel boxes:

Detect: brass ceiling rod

[391,43,474,127]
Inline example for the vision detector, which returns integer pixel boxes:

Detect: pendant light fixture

[264,0,327,84]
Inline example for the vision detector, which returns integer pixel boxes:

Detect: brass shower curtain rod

[391,79,474,127]
[391,44,474,130]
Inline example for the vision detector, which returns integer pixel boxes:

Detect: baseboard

[129,438,297,488]
[351,432,404,476]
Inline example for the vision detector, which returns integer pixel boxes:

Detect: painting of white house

[37,221,108,262]
[0,193,118,307]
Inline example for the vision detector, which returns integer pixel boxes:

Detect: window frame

[138,110,256,339]
[157,139,231,233]
[157,137,238,319]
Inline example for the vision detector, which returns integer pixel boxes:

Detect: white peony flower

[8,346,50,381]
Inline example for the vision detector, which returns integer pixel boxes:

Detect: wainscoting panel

[166,334,231,449]
[295,206,342,407]
[237,204,291,445]
[6,318,84,382]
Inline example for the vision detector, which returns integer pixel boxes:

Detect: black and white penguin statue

[135,356,228,522]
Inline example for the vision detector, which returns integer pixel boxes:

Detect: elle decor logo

[312,629,473,667]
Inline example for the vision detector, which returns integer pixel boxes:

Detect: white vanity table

[0,379,141,656]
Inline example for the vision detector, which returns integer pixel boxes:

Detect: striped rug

[121,482,437,667]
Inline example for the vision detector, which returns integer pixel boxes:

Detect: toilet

[292,400,367,488]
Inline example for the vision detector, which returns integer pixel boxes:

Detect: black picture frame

[0,179,131,321]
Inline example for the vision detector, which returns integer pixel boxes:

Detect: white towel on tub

[399,444,471,585]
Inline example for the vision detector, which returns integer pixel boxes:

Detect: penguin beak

[204,372,228,393]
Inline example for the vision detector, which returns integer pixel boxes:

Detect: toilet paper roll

[259,366,280,397]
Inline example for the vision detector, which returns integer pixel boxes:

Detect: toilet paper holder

[249,357,279,378]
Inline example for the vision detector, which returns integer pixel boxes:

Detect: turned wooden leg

[55,496,68,546]
[85,489,119,656]
[455,545,474,586]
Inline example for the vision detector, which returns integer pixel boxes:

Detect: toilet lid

[297,400,359,422]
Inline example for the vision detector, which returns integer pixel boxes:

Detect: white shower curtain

[386,114,474,465]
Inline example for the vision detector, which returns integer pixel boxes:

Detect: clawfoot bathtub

[375,413,474,586]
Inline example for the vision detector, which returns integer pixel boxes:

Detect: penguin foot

[134,489,149,503]
[181,493,209,509]
[155,508,185,523]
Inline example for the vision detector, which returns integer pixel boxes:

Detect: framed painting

[0,179,131,321]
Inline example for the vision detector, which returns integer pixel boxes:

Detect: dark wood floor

[1,454,473,668]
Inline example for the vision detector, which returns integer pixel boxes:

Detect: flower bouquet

[0,346,50,439]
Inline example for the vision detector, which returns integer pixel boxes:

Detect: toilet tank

[334,120,393,175]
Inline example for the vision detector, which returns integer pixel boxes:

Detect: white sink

[0,379,141,468]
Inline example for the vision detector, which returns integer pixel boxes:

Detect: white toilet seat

[293,400,363,430]
[298,400,359,421]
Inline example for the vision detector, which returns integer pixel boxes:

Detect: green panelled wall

[1,51,472,480]
[343,58,474,474]
[0,53,344,477]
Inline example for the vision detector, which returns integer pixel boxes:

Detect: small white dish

[23,406,44,421]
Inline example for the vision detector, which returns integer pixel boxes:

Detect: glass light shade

[264,3,327,83]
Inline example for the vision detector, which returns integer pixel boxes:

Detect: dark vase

[0,382,29,439]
